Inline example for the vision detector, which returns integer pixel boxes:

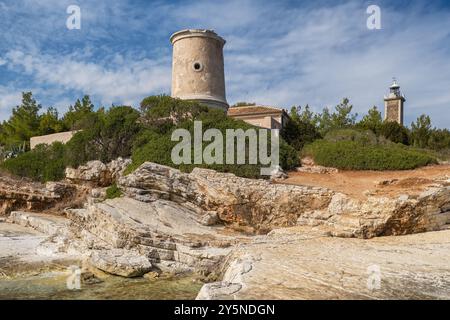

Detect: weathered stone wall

[384,99,404,124]
[230,115,282,129]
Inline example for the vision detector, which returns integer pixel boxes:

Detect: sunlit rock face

[119,162,450,238]
[0,176,78,216]
[2,159,449,284]
[65,157,131,187]
[197,227,450,300]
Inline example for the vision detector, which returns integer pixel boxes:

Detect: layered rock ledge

[119,162,450,238]
[197,226,450,300]
[0,175,81,216]
[2,161,449,297]
[65,197,246,277]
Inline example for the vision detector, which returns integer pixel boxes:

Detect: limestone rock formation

[64,197,241,277]
[3,159,449,283]
[297,187,450,238]
[9,211,69,236]
[270,165,288,180]
[197,227,450,300]
[65,157,131,187]
[119,162,450,238]
[89,249,152,277]
[118,162,334,234]
[0,176,78,216]
[298,156,339,174]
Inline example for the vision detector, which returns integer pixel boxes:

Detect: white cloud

[170,0,266,30]
[215,1,450,128]
[0,86,22,119]
[2,50,171,108]
[1,0,450,128]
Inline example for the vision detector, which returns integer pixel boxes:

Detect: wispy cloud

[0,0,449,128]
[2,49,171,107]
[0,85,22,118]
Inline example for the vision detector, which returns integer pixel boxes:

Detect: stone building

[170,29,228,111]
[227,105,289,130]
[384,78,405,125]
[30,131,79,149]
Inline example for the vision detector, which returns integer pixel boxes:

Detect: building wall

[229,114,282,129]
[385,99,404,125]
[30,131,78,149]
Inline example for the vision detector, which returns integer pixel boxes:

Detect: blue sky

[0,0,450,128]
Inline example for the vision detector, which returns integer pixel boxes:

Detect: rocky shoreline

[198,226,450,299]
[1,160,449,299]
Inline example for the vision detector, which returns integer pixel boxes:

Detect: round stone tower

[170,29,228,111]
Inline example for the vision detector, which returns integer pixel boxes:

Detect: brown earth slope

[284,164,450,199]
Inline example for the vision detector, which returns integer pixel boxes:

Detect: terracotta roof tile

[228,105,287,116]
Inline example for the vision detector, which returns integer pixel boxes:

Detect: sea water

[0,272,203,300]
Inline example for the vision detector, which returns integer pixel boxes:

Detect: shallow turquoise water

[0,272,203,300]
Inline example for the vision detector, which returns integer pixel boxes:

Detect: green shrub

[65,106,141,167]
[303,140,436,171]
[380,121,410,145]
[127,96,299,178]
[106,183,122,199]
[281,118,321,151]
[2,96,299,181]
[324,129,378,146]
[1,142,66,182]
[2,106,142,182]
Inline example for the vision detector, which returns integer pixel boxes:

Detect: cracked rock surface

[197,226,450,300]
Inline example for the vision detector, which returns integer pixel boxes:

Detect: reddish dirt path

[283,164,450,199]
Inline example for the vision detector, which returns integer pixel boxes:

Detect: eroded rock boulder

[0,176,76,216]
[118,162,334,234]
[89,249,152,277]
[297,186,450,238]
[64,197,240,277]
[65,158,131,187]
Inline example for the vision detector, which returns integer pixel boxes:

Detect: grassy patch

[105,183,122,199]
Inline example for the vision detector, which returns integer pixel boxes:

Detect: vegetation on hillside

[303,139,437,171]
[282,99,449,169]
[0,92,448,181]
[0,93,97,153]
[0,94,298,181]
[128,95,298,177]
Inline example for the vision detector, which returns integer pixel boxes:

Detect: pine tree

[0,92,41,147]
